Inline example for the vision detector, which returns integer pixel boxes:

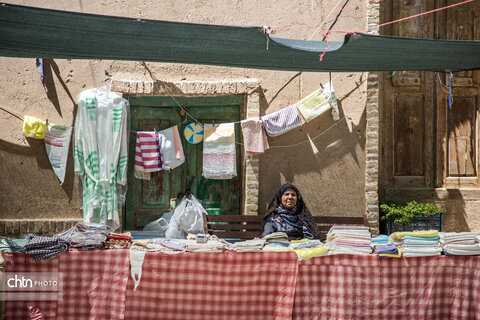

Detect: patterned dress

[74,86,129,230]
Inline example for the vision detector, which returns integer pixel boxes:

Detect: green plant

[380,201,443,224]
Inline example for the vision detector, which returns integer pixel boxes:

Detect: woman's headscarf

[262,183,322,240]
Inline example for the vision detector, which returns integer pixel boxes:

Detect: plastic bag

[143,202,184,236]
[165,193,206,239]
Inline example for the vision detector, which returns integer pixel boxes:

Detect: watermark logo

[2,272,63,301]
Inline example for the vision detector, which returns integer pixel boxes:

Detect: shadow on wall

[258,87,367,216]
[43,58,78,118]
[0,138,76,203]
[440,189,470,232]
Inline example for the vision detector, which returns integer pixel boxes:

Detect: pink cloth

[240,119,269,155]
[134,132,162,179]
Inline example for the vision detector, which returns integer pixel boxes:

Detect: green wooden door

[125,96,243,230]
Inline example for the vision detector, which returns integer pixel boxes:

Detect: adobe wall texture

[0,0,369,236]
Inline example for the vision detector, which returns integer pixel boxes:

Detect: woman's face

[281,188,297,209]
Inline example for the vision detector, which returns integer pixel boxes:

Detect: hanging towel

[129,246,147,291]
[240,118,269,155]
[134,131,163,180]
[158,125,185,170]
[261,105,302,136]
[22,115,47,139]
[296,81,340,122]
[44,123,72,184]
[203,123,237,179]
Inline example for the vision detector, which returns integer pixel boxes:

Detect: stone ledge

[0,219,81,237]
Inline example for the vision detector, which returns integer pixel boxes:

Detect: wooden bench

[205,214,366,241]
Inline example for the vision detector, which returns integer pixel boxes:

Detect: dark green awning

[1,2,480,72]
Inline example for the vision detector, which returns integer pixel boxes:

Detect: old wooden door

[381,0,480,201]
[124,96,243,231]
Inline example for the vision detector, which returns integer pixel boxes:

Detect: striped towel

[44,123,72,184]
[134,131,162,180]
[261,105,302,136]
[203,123,237,179]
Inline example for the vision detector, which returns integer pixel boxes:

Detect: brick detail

[0,219,81,237]
[112,79,261,217]
[365,1,380,237]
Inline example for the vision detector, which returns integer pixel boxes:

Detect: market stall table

[4,250,480,320]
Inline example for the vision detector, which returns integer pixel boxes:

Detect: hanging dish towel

[44,123,72,184]
[22,115,47,139]
[134,131,163,180]
[297,82,340,122]
[240,118,269,155]
[158,125,185,170]
[261,105,302,136]
[203,123,237,179]
[129,246,147,291]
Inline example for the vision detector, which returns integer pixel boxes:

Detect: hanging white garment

[129,245,147,291]
[44,123,72,184]
[73,86,129,230]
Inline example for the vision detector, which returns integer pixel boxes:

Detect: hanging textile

[134,131,162,180]
[73,86,129,230]
[44,123,72,184]
[158,125,185,170]
[202,123,237,179]
[296,81,340,122]
[261,105,302,137]
[240,118,269,155]
[22,115,47,139]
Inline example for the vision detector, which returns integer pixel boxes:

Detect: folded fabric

[371,234,390,243]
[390,230,439,242]
[134,131,162,179]
[159,125,185,170]
[240,118,269,155]
[24,235,69,261]
[378,248,402,258]
[443,243,480,255]
[202,123,237,179]
[44,123,72,184]
[294,245,328,259]
[296,82,340,122]
[261,105,302,136]
[290,239,322,249]
[402,246,442,255]
[403,235,439,241]
[23,115,47,139]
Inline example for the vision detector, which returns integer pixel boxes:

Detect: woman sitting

[261,183,322,240]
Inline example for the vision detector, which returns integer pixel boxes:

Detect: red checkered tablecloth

[4,249,130,320]
[293,254,480,320]
[124,251,299,320]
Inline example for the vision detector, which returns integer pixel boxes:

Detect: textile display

[44,123,72,184]
[296,81,340,122]
[134,131,162,180]
[3,4,480,73]
[202,123,237,179]
[124,252,298,320]
[5,250,130,320]
[261,105,302,137]
[293,254,480,320]
[157,125,185,170]
[73,86,129,230]
[240,118,269,155]
[24,235,69,261]
[22,115,46,139]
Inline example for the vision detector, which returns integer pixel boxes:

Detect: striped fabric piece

[44,123,72,184]
[134,132,162,180]
[203,123,237,179]
[261,105,302,137]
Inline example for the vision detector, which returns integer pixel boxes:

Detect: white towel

[240,119,269,155]
[296,82,340,122]
[129,246,147,291]
[44,123,72,184]
[202,123,237,179]
[158,125,185,170]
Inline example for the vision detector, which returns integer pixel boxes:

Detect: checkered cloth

[293,255,480,320]
[124,251,298,320]
[24,235,69,261]
[5,249,130,320]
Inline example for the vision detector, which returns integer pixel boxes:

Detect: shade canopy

[1,2,480,72]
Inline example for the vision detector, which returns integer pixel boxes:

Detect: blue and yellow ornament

[184,122,204,144]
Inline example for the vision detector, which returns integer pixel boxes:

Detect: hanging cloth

[296,81,340,122]
[134,131,163,180]
[44,123,72,184]
[73,86,129,230]
[22,115,47,139]
[129,245,147,291]
[240,118,269,155]
[157,125,185,170]
[261,105,302,137]
[202,123,237,179]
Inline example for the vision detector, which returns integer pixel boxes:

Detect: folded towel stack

[440,232,480,256]
[327,226,372,255]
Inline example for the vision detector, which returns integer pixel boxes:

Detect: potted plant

[380,200,444,234]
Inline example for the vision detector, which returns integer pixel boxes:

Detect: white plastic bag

[165,193,206,239]
[143,204,183,237]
